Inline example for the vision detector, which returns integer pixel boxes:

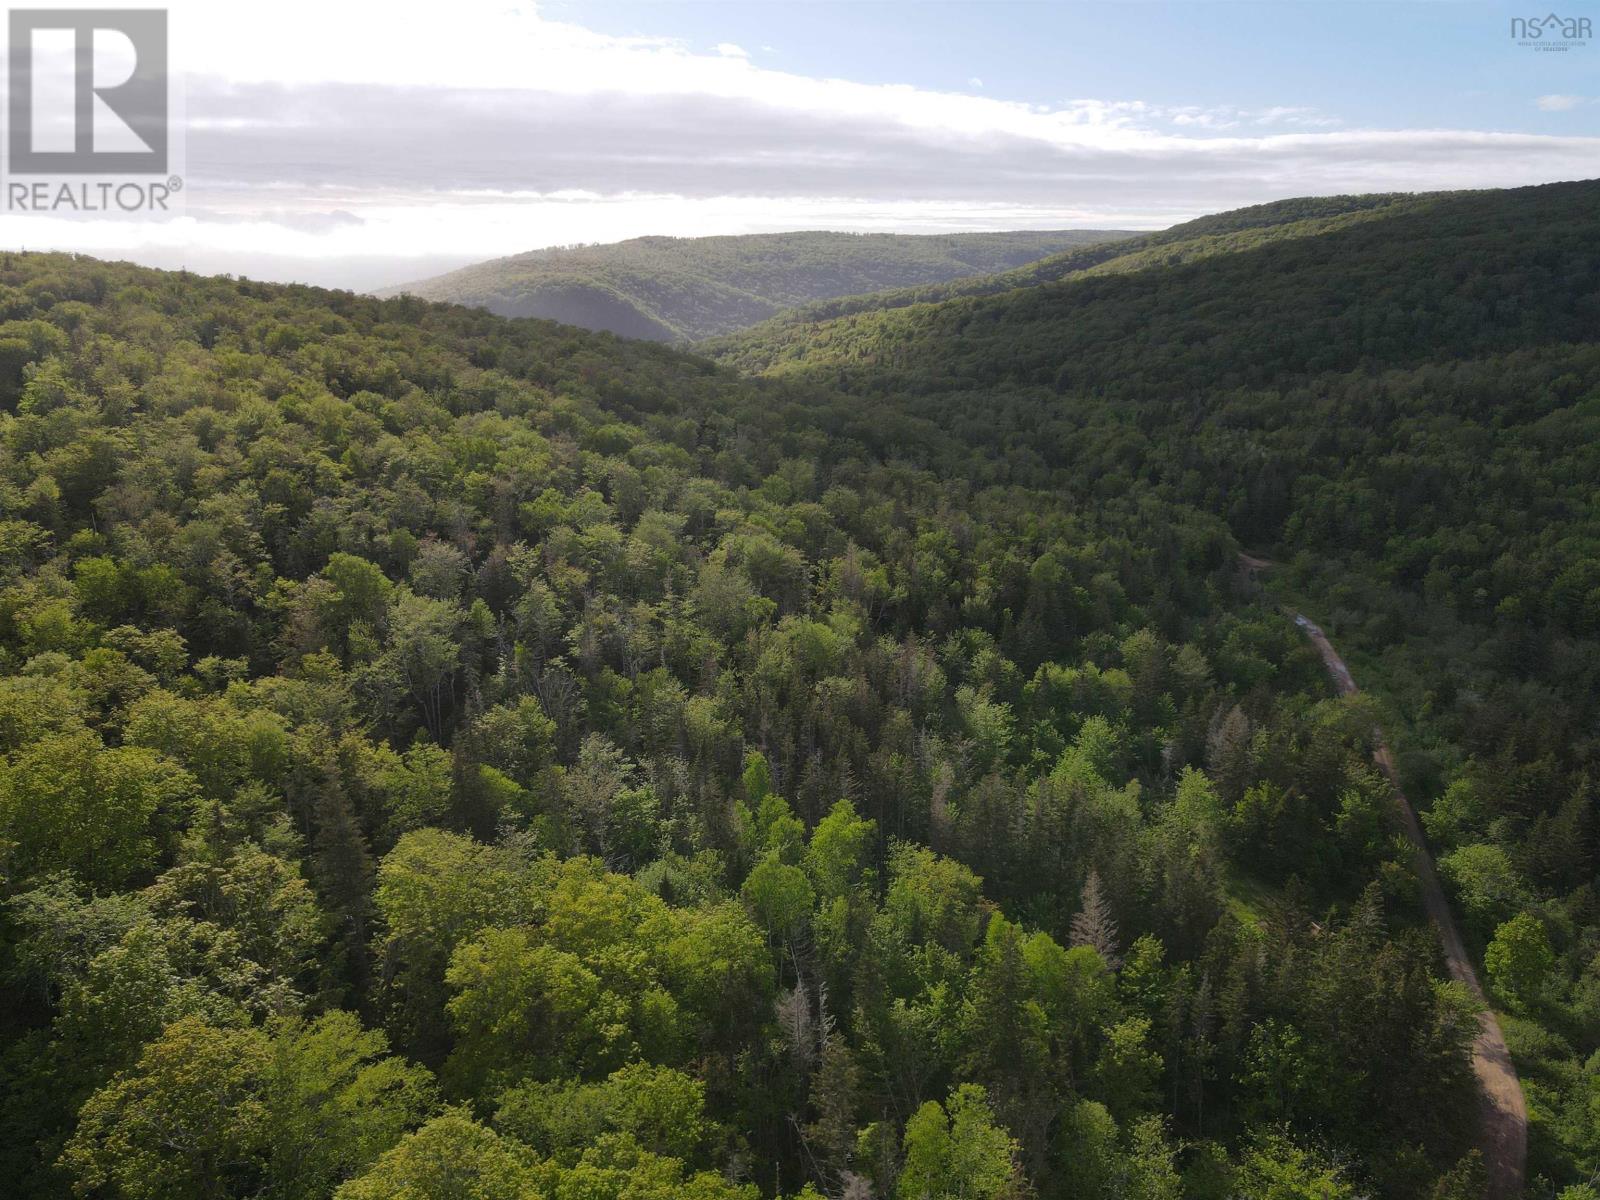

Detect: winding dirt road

[1292,611,1527,1199]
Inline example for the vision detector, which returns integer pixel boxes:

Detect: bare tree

[1070,869,1122,969]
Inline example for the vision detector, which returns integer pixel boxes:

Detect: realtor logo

[8,8,167,174]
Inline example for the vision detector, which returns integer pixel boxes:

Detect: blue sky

[556,1,1599,134]
[4,0,1595,287]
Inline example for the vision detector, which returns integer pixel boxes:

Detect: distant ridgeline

[380,228,1137,341]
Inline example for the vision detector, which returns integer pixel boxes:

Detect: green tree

[264,1011,437,1199]
[1237,1019,1316,1125]
[1485,912,1555,1009]
[335,1109,542,1200]
[320,554,393,654]
[1233,1131,1355,1200]
[741,852,814,941]
[961,917,1054,1151]
[381,588,465,739]
[1092,1016,1163,1124]
[495,1061,706,1163]
[1124,1117,1182,1200]
[62,1016,273,1200]
[59,1009,434,1200]
[145,844,326,985]
[0,732,195,888]
[445,926,630,1092]
[883,843,983,955]
[1047,1099,1120,1200]
[1438,843,1528,939]
[804,798,876,900]
[898,1083,1023,1200]
[662,901,774,1054]
[372,829,536,1056]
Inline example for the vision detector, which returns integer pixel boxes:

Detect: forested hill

[708,180,1600,559]
[380,228,1135,341]
[0,242,1506,1200]
[713,178,1600,1189]
[707,190,1428,335]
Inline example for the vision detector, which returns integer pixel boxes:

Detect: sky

[1,0,1596,289]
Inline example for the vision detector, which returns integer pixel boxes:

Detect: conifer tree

[1071,870,1121,970]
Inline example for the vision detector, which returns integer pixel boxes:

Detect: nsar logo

[1510,12,1592,51]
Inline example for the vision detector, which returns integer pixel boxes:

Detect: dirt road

[1293,612,1527,1199]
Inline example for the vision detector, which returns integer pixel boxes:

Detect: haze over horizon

[2,0,1596,289]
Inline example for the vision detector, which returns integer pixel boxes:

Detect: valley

[1,178,1596,1200]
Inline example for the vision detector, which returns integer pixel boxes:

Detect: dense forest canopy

[0,179,1595,1200]
[383,229,1136,342]
[711,177,1600,1194]
[706,192,1429,335]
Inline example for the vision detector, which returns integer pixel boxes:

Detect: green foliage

[445,925,635,1088]
[898,1084,1023,1200]
[1439,843,1528,940]
[494,1061,707,1162]
[61,1013,434,1200]
[1232,1130,1356,1200]
[263,1012,439,1199]
[1485,912,1555,1009]
[883,843,984,954]
[0,732,195,887]
[0,187,1571,1199]
[741,853,814,939]
[62,1017,274,1200]
[804,798,875,900]
[1092,1016,1163,1123]
[393,229,1136,341]
[335,1109,541,1200]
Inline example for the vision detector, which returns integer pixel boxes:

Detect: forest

[0,179,1594,1200]
[711,178,1600,1194]
[709,192,1428,335]
[386,229,1134,342]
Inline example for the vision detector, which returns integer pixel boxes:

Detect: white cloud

[1253,106,1342,128]
[969,77,984,89]
[1537,94,1589,111]
[3,0,1594,288]
[1164,103,1342,131]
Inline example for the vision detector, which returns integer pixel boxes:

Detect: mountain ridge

[379,227,1138,341]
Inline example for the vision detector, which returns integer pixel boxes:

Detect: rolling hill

[708,177,1600,1184]
[0,238,1439,1199]
[702,190,1438,366]
[379,228,1136,341]
[4,180,1600,1199]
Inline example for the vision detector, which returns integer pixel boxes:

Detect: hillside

[705,190,1435,364]
[0,240,1510,1200]
[710,178,1600,1188]
[381,228,1136,341]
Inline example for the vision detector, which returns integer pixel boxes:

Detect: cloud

[1537,94,1590,111]
[1252,106,1343,128]
[969,77,984,89]
[4,0,1595,288]
[172,78,1600,203]
[1161,103,1341,131]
